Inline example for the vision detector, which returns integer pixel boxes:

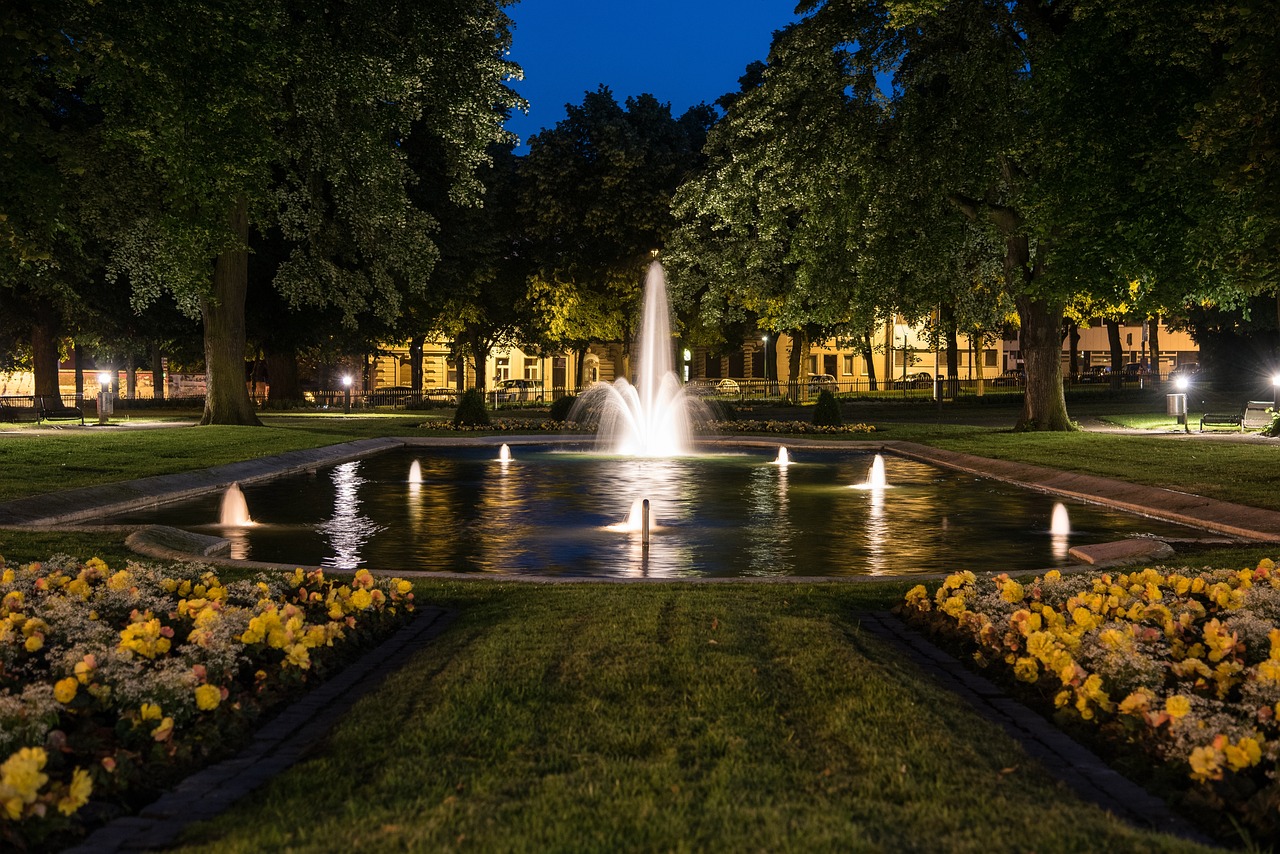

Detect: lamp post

[761,335,768,389]
[1272,373,1280,407]
[342,375,352,414]
[96,371,112,425]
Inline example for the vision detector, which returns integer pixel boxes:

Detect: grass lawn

[168,582,1211,853]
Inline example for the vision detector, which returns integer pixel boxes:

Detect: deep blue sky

[503,1,804,150]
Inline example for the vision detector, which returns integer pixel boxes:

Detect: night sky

[503,0,805,150]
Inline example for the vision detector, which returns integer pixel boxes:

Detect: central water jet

[572,262,707,456]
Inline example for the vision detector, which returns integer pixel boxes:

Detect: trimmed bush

[453,388,490,427]
[812,389,842,426]
[549,394,577,422]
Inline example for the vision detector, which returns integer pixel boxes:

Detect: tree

[79,0,521,425]
[521,88,714,376]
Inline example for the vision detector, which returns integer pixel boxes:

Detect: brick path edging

[854,610,1217,847]
[63,607,454,853]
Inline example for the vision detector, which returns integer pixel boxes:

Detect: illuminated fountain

[1050,502,1071,561]
[850,454,889,490]
[499,444,512,463]
[571,262,708,456]
[772,447,791,466]
[408,460,422,483]
[219,483,253,527]
[606,498,659,534]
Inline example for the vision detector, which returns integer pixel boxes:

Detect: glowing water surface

[109,447,1199,578]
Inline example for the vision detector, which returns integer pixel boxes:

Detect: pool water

[108,446,1200,578]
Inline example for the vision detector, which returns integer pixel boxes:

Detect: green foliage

[1263,409,1280,439]
[452,388,490,428]
[812,389,843,427]
[548,395,577,422]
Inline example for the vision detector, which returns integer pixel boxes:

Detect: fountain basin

[104,446,1203,578]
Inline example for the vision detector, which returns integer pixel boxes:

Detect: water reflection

[316,461,382,570]
[110,447,1201,578]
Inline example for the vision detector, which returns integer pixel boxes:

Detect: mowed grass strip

[173,584,1209,853]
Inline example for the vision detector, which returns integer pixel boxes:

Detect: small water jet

[499,444,512,463]
[772,447,791,466]
[606,498,659,534]
[851,454,890,490]
[219,483,253,527]
[1050,502,1070,536]
[408,460,422,483]
[571,262,708,456]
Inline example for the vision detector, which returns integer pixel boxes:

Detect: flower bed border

[63,606,453,854]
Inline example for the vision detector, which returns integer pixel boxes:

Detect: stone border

[62,606,454,854]
[855,610,1217,846]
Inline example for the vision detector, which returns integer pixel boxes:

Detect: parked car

[1079,365,1113,383]
[490,378,542,404]
[368,385,417,406]
[807,374,838,395]
[992,368,1025,387]
[1122,363,1152,380]
[891,371,934,390]
[1168,363,1200,383]
[711,378,740,396]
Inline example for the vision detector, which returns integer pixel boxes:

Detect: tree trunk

[265,345,303,405]
[125,352,137,399]
[200,197,261,426]
[860,332,877,391]
[1148,318,1161,377]
[150,341,165,401]
[409,335,425,393]
[1016,294,1072,431]
[943,306,959,397]
[787,330,807,402]
[1105,318,1123,390]
[74,343,85,401]
[574,345,588,389]
[467,329,490,391]
[30,301,61,398]
[1067,322,1080,381]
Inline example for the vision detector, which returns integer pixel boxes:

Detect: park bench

[1199,409,1243,432]
[0,396,39,423]
[1243,400,1275,430]
[35,395,84,425]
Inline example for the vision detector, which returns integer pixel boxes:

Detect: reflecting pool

[107,446,1200,578]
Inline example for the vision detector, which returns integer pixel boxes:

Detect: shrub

[1262,408,1280,438]
[812,390,842,427]
[453,389,490,427]
[549,395,577,422]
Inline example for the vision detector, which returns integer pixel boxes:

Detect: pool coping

[2,434,1277,579]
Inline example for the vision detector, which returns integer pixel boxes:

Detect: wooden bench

[1243,400,1275,430]
[35,395,84,425]
[1199,410,1243,432]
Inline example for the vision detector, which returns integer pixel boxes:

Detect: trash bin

[1166,393,1186,418]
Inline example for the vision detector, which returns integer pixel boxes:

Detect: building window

[983,349,997,368]
[495,357,510,381]
[446,359,458,386]
[808,355,818,374]
[524,357,539,380]
[842,354,854,376]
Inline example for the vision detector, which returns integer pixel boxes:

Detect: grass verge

[165,582,1209,853]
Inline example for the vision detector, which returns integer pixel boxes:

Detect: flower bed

[704,419,876,435]
[900,560,1280,844]
[0,555,415,850]
[419,418,876,436]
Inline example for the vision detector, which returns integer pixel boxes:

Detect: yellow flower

[1164,695,1192,721]
[1224,737,1263,772]
[140,702,163,721]
[56,768,93,816]
[0,747,48,820]
[1188,744,1223,782]
[105,569,134,590]
[395,579,414,595]
[941,596,966,618]
[350,588,373,611]
[1118,689,1153,716]
[1000,578,1025,604]
[1043,570,1061,582]
[151,716,174,741]
[1013,657,1038,683]
[194,684,221,711]
[904,585,930,609]
[53,677,78,704]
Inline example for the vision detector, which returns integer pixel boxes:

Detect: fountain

[772,447,791,466]
[571,262,707,456]
[606,498,659,533]
[408,460,422,483]
[850,454,889,490]
[499,444,512,463]
[219,483,252,527]
[1050,502,1070,536]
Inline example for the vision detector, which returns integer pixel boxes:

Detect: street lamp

[1272,373,1280,406]
[761,335,769,386]
[96,372,113,425]
[342,375,352,414]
